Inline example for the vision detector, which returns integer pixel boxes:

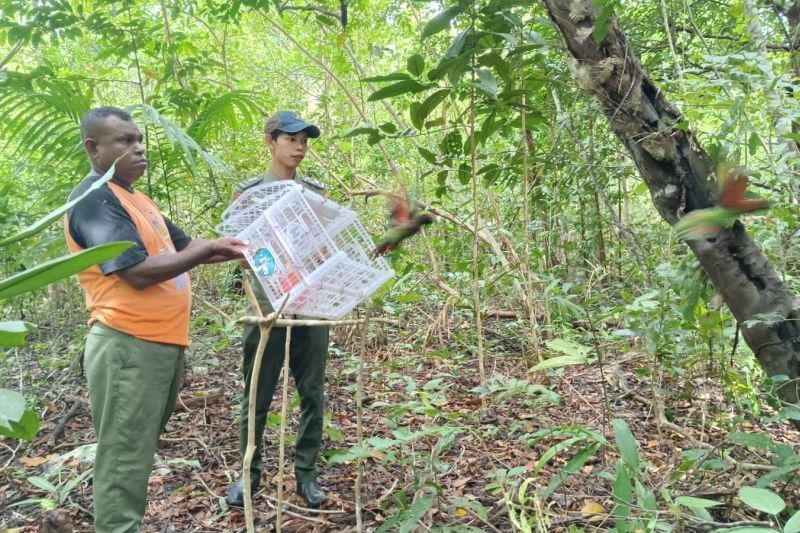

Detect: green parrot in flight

[674,168,769,241]
[373,192,433,257]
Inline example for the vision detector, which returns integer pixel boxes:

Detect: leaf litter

[1,314,798,531]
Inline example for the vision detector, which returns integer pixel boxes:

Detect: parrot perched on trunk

[674,168,769,241]
[372,193,433,257]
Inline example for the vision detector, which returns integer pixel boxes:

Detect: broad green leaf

[0,321,37,348]
[533,436,584,475]
[479,52,510,81]
[612,418,640,472]
[784,509,800,533]
[412,89,450,130]
[0,409,40,441]
[738,486,785,515]
[368,80,429,101]
[756,463,800,488]
[593,0,620,44]
[27,476,58,494]
[0,388,26,428]
[546,338,593,356]
[315,14,337,26]
[748,131,760,156]
[612,459,632,518]
[421,6,462,40]
[361,72,412,83]
[451,497,488,520]
[674,496,724,509]
[540,443,600,500]
[478,112,498,145]
[400,489,436,533]
[530,354,587,371]
[473,68,498,97]
[444,30,469,60]
[634,479,657,511]
[727,431,773,450]
[417,146,438,164]
[779,404,800,421]
[164,458,202,470]
[407,54,425,77]
[0,241,134,301]
[395,292,423,303]
[0,161,116,247]
[341,126,379,138]
[324,424,345,443]
[58,468,93,503]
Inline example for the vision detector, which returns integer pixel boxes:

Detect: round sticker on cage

[253,247,276,277]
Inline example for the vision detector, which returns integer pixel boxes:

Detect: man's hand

[205,237,248,264]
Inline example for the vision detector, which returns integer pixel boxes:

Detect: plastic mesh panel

[215,180,394,319]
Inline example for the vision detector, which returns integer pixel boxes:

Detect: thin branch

[672,25,794,51]
[0,41,25,70]
[685,517,774,528]
[159,0,186,89]
[277,4,341,19]
[242,278,289,533]
[262,17,401,177]
[276,325,292,530]
[469,16,486,394]
[51,399,86,444]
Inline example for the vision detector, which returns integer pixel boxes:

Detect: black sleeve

[67,182,147,276]
[164,216,191,251]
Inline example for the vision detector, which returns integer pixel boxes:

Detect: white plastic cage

[217,181,394,319]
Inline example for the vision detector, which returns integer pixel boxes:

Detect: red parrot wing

[389,194,411,227]
[718,172,748,209]
[718,172,769,213]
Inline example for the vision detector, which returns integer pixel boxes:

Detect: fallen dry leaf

[20,456,48,467]
[452,476,472,488]
[581,500,605,520]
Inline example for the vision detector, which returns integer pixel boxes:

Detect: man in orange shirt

[65,107,246,532]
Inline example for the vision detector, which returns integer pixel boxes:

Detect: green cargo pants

[84,322,184,533]
[238,323,328,483]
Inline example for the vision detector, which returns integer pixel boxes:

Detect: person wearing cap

[65,106,247,532]
[226,111,330,509]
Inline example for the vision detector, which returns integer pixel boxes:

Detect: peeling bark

[543,0,800,409]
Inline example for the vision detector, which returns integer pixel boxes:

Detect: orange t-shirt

[65,180,191,346]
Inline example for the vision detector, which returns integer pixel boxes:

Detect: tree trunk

[542,0,800,409]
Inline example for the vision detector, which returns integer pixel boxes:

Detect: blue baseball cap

[264,110,320,138]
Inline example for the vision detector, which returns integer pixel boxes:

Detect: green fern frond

[128,103,231,174]
[188,91,266,143]
[0,74,88,167]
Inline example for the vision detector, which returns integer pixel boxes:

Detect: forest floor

[1,305,799,532]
